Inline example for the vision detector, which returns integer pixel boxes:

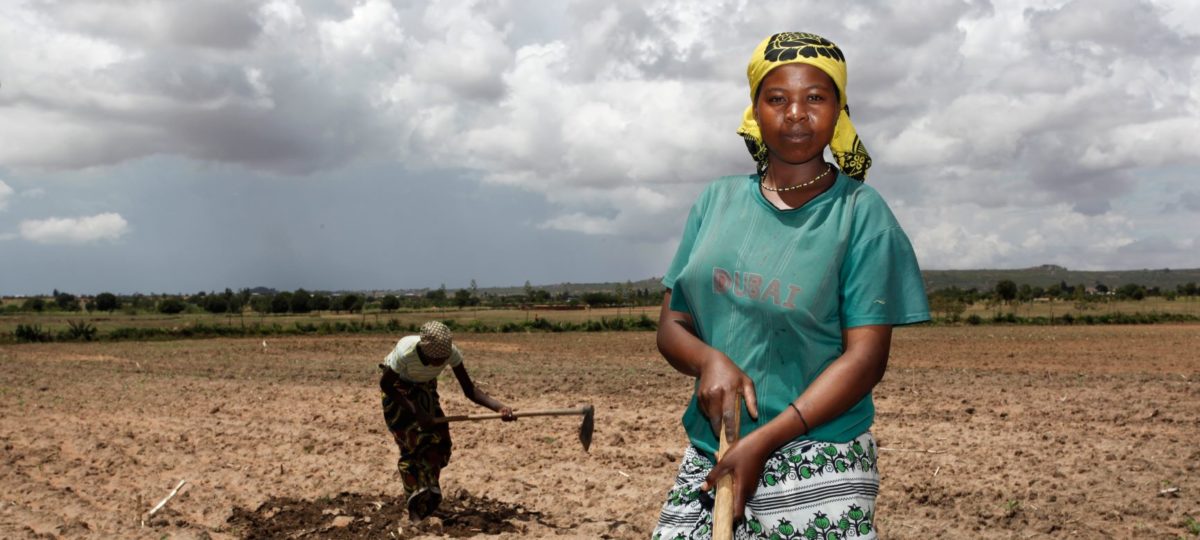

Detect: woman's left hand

[498,406,517,421]
[700,433,773,521]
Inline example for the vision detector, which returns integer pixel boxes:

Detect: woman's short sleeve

[662,192,707,315]
[839,227,931,328]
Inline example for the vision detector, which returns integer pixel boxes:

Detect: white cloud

[897,200,1140,270]
[19,213,130,245]
[317,0,404,57]
[0,180,13,210]
[1,0,1198,270]
[258,0,306,36]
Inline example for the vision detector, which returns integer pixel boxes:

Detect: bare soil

[1,326,1198,539]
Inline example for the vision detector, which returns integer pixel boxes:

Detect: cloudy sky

[1,0,1198,295]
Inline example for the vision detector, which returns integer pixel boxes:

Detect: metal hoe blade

[578,404,594,452]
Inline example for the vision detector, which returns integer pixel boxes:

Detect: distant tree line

[7,280,1197,318]
[2,280,669,315]
[926,280,1200,321]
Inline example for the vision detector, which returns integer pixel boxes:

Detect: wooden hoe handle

[435,407,586,423]
[713,395,741,540]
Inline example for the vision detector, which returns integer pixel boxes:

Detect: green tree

[158,297,186,314]
[204,295,229,314]
[312,293,331,312]
[237,288,253,308]
[425,288,447,303]
[128,294,154,311]
[453,289,473,308]
[187,291,207,306]
[250,295,273,314]
[224,288,243,314]
[54,291,80,311]
[380,294,401,312]
[1015,284,1033,304]
[290,289,312,314]
[341,294,361,313]
[582,291,616,307]
[1117,283,1146,300]
[21,297,46,312]
[994,280,1017,304]
[94,292,120,312]
[271,292,293,314]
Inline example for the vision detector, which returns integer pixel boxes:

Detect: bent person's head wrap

[418,321,453,360]
[737,32,872,181]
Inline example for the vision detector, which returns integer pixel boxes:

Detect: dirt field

[1,326,1198,539]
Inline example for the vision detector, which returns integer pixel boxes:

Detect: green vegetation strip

[6,310,1200,344]
[5,315,660,343]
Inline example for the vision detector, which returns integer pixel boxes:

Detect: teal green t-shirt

[663,172,930,459]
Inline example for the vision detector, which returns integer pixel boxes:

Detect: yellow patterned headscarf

[737,32,872,181]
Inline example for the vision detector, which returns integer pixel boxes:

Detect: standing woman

[653,33,929,539]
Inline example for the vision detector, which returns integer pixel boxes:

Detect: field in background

[5,297,1200,339]
[1,326,1197,539]
[0,306,660,337]
[958,295,1200,318]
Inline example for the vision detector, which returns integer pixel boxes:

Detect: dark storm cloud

[1173,191,1200,213]
[44,0,263,50]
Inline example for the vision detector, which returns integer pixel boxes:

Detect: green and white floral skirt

[653,431,879,540]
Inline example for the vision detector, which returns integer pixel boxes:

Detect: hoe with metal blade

[434,404,595,452]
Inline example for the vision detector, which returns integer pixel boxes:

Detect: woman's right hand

[696,350,759,442]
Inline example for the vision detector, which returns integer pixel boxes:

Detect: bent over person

[379,321,515,520]
[653,32,930,539]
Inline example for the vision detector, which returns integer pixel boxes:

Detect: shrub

[15,324,51,343]
[459,319,494,333]
[63,320,98,341]
[633,314,658,330]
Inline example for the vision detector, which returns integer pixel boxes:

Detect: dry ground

[1,326,1198,539]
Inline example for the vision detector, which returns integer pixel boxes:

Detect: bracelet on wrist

[789,403,810,434]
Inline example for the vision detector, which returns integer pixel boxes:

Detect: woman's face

[753,63,840,167]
